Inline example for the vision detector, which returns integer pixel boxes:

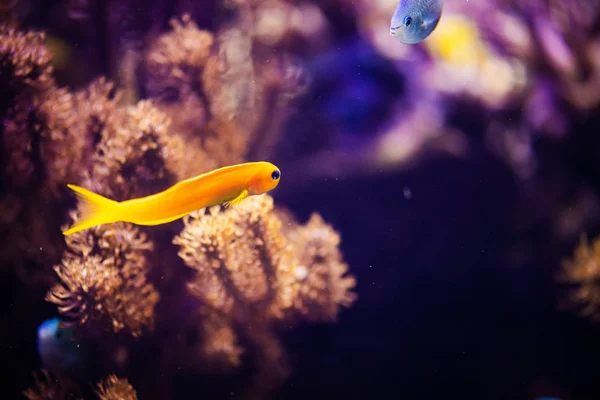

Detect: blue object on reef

[390,0,443,44]
[37,318,85,375]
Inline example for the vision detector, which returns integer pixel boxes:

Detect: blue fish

[37,318,85,375]
[390,0,443,44]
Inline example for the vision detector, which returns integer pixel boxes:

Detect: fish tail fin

[62,184,121,236]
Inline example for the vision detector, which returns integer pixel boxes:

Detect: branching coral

[23,370,137,400]
[144,15,249,179]
[1,8,356,398]
[0,24,54,94]
[174,196,297,320]
[32,44,188,344]
[0,24,54,194]
[558,234,600,322]
[0,24,95,280]
[84,99,182,200]
[46,213,159,337]
[23,370,83,400]
[143,12,309,175]
[0,24,98,190]
[144,13,214,103]
[173,195,357,390]
[95,374,138,400]
[286,213,358,322]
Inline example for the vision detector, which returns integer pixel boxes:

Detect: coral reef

[2,0,600,398]
[559,234,600,321]
[286,213,358,322]
[96,374,138,400]
[23,370,137,400]
[173,195,356,394]
[0,25,80,284]
[46,214,159,337]
[82,98,181,200]
[0,4,356,398]
[23,370,83,400]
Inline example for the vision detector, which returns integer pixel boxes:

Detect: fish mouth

[390,25,401,35]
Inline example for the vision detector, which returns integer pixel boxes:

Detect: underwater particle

[46,215,159,337]
[37,318,87,376]
[95,374,138,400]
[390,0,443,44]
[287,213,357,322]
[558,234,600,322]
[403,187,412,199]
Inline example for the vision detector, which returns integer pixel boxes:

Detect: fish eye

[404,16,412,26]
[271,170,280,180]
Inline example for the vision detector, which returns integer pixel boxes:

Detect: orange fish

[63,161,281,235]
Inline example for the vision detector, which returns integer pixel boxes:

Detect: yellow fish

[63,161,282,235]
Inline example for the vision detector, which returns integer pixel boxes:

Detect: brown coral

[0,11,356,400]
[174,195,299,319]
[84,99,182,200]
[23,370,83,400]
[23,371,137,400]
[0,25,97,280]
[287,213,358,322]
[144,15,251,180]
[0,24,55,188]
[559,234,600,321]
[96,375,138,400]
[0,24,54,96]
[173,194,356,381]
[145,14,214,102]
[46,213,159,337]
[195,311,245,369]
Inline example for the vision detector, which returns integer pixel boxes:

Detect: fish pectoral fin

[223,189,249,209]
